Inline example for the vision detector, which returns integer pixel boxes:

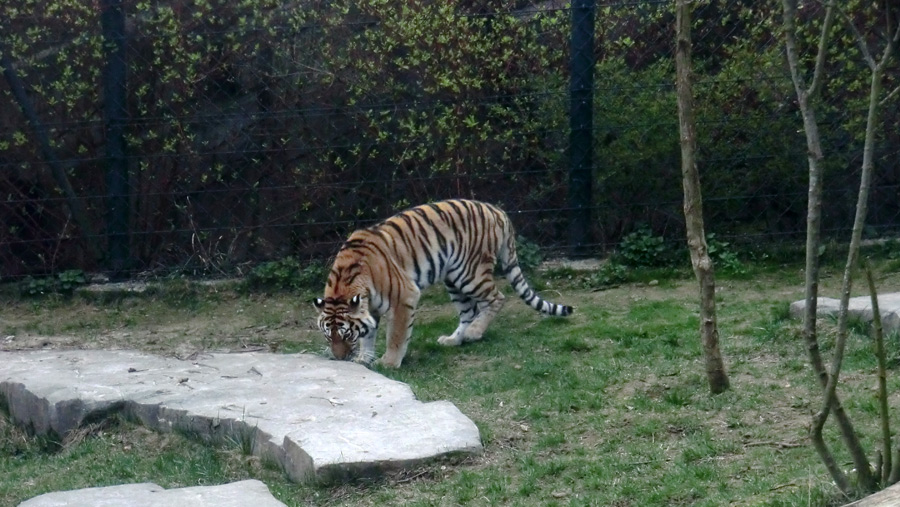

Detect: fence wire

[1,0,898,280]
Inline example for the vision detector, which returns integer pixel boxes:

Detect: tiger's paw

[462,323,487,342]
[352,355,374,367]
[437,334,463,347]
[376,354,403,369]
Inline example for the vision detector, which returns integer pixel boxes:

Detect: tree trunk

[864,263,891,484]
[817,8,898,493]
[675,0,729,394]
[780,0,900,494]
[780,0,863,493]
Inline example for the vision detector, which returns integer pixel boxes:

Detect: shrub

[516,236,544,275]
[614,227,676,268]
[247,258,328,292]
[20,270,87,297]
[581,262,630,290]
[706,234,746,276]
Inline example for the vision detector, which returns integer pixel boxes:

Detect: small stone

[19,480,286,507]
[789,294,900,333]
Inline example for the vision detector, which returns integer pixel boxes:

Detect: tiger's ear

[349,294,361,311]
[313,298,325,310]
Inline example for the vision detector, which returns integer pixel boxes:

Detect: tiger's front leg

[378,293,419,368]
[354,329,377,365]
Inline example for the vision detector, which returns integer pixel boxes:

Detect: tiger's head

[313,293,377,363]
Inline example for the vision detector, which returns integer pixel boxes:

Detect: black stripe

[463,277,491,298]
[409,214,438,286]
[415,238,436,286]
[384,220,422,280]
[448,266,465,288]
[399,212,420,241]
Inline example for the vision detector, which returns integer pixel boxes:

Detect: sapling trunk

[674,0,729,395]
[865,262,891,484]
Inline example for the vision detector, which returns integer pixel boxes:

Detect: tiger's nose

[330,329,351,359]
[331,339,352,359]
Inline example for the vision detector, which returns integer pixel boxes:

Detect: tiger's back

[315,199,573,367]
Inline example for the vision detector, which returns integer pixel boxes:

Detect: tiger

[313,199,573,368]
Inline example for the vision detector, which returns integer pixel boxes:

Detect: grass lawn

[3,259,900,506]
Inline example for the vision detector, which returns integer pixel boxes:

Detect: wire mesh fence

[1,0,898,281]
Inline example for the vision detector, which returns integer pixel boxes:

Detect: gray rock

[789,293,900,333]
[18,479,286,507]
[0,350,482,483]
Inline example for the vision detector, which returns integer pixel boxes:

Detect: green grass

[0,415,271,504]
[5,262,900,506]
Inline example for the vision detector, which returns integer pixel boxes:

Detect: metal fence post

[101,0,129,277]
[568,0,595,257]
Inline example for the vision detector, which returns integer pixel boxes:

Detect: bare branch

[783,0,808,93]
[876,15,899,73]
[782,0,852,493]
[809,0,836,97]
[815,0,900,488]
[834,3,877,70]
[835,1,899,73]
[865,261,891,485]
[889,3,900,46]
[880,85,900,107]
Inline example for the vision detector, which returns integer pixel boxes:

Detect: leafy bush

[516,236,544,275]
[614,227,677,268]
[21,270,87,297]
[2,0,892,279]
[706,234,747,276]
[57,270,88,293]
[21,277,54,297]
[610,227,747,276]
[581,262,630,290]
[247,258,328,292]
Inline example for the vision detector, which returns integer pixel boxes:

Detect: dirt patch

[0,288,322,358]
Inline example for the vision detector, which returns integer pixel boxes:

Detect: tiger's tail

[500,230,573,317]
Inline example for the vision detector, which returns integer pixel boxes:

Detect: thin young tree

[674,0,729,394]
[814,1,900,493]
[782,0,900,495]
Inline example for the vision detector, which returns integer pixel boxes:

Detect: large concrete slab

[19,480,285,507]
[0,350,482,483]
[789,293,900,332]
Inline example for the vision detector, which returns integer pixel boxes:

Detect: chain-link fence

[2,1,898,280]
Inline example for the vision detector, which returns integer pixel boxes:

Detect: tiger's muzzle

[329,328,354,360]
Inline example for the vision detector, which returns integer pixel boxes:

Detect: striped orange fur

[313,199,573,368]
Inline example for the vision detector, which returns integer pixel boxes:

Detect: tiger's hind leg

[438,278,506,346]
[437,284,476,346]
[462,254,507,342]
[462,288,505,343]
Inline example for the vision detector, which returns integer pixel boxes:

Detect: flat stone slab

[0,350,482,483]
[19,479,285,507]
[789,293,900,332]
